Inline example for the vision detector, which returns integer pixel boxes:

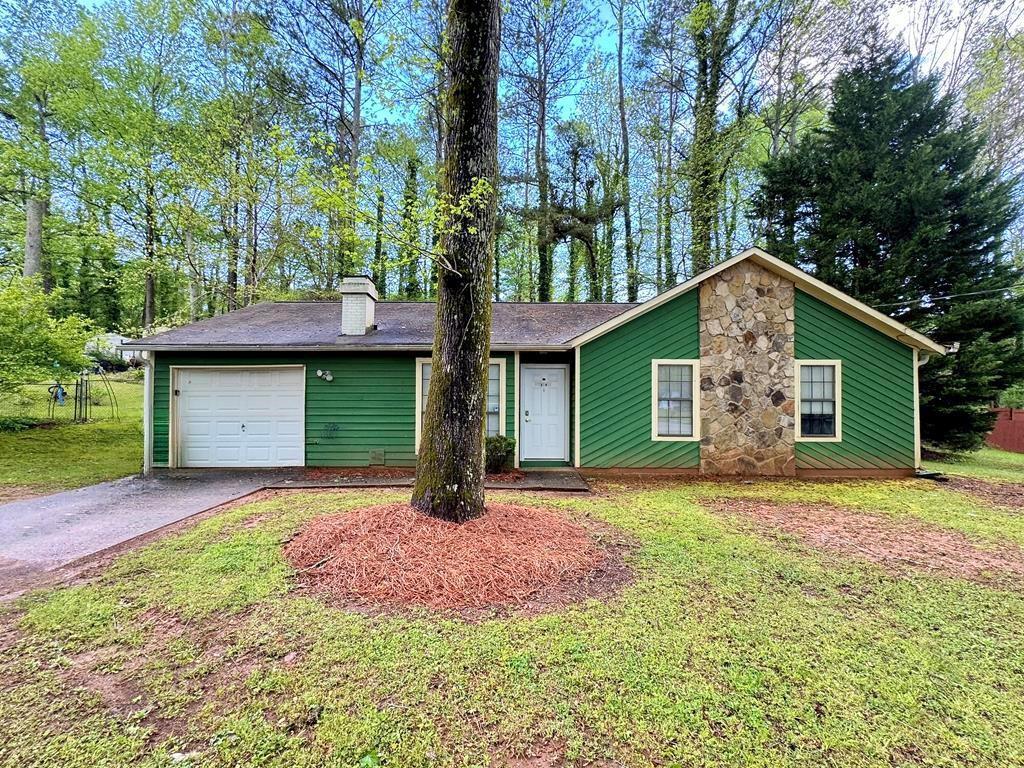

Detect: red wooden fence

[988,408,1024,453]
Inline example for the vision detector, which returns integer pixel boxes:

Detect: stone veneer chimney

[699,260,796,475]
[340,276,378,335]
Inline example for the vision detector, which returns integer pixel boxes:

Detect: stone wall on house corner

[699,261,796,475]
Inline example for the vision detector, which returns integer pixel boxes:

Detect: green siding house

[123,248,945,477]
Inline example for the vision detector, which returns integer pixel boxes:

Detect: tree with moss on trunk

[411,0,501,523]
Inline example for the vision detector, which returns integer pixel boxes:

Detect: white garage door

[174,367,305,467]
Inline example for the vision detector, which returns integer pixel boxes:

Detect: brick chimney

[340,276,378,335]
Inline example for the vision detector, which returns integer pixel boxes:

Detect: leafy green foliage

[754,44,1024,451]
[0,279,91,393]
[484,434,516,473]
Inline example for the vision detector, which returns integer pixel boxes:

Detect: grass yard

[3,478,1024,767]
[0,377,143,501]
[924,446,1024,483]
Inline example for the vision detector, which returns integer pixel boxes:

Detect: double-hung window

[416,358,505,452]
[651,359,700,441]
[796,360,842,441]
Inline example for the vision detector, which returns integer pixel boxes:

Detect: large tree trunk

[24,196,45,280]
[654,121,664,292]
[226,200,239,311]
[535,90,552,302]
[142,179,158,330]
[186,227,202,321]
[372,185,387,297]
[411,0,500,523]
[689,90,718,274]
[664,91,677,285]
[614,0,637,302]
[687,0,738,275]
[567,145,579,302]
[245,198,258,305]
[25,96,51,289]
[401,157,422,298]
[585,179,600,301]
[225,148,240,311]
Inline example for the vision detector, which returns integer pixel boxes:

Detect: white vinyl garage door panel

[176,368,304,467]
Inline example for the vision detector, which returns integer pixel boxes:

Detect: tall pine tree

[753,42,1023,451]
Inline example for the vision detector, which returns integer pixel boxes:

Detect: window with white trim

[651,360,699,440]
[417,359,504,451]
[796,361,841,440]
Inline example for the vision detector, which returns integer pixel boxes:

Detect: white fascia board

[118,344,574,353]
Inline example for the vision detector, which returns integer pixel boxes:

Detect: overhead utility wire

[872,283,1024,309]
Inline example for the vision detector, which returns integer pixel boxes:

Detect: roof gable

[569,247,946,356]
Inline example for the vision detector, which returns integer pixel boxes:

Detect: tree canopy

[1,0,1021,449]
[754,42,1024,450]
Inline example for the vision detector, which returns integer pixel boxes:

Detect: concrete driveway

[0,471,293,594]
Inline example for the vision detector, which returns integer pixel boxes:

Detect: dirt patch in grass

[945,477,1024,510]
[302,467,414,481]
[284,503,633,617]
[711,498,1024,584]
[0,485,45,505]
[486,469,528,483]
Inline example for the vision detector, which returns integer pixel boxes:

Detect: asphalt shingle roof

[123,300,638,350]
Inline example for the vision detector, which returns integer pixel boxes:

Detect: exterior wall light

[316,369,334,382]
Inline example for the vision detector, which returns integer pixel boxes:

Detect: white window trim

[795,359,843,442]
[650,359,701,442]
[415,357,506,453]
[514,351,521,468]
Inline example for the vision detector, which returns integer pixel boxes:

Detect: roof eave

[118,343,573,353]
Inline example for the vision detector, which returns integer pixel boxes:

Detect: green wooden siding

[578,291,700,468]
[794,291,916,470]
[153,351,515,468]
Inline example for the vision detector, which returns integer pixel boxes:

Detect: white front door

[520,364,568,461]
[174,367,305,468]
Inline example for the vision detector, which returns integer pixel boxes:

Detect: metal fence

[0,372,131,425]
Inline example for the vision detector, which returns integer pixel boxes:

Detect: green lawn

[3,479,1024,767]
[0,377,143,498]
[924,446,1024,483]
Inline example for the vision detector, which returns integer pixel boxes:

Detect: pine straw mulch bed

[943,476,1024,511]
[284,503,634,618]
[708,498,1024,585]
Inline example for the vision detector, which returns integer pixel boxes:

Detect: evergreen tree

[753,43,1024,451]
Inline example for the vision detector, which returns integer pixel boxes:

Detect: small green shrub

[485,435,515,474]
[0,416,42,432]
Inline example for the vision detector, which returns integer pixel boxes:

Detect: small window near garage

[796,360,842,441]
[651,359,700,441]
[416,358,505,452]
[486,363,501,436]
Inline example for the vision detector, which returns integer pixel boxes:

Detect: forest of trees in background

[1,0,1021,336]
